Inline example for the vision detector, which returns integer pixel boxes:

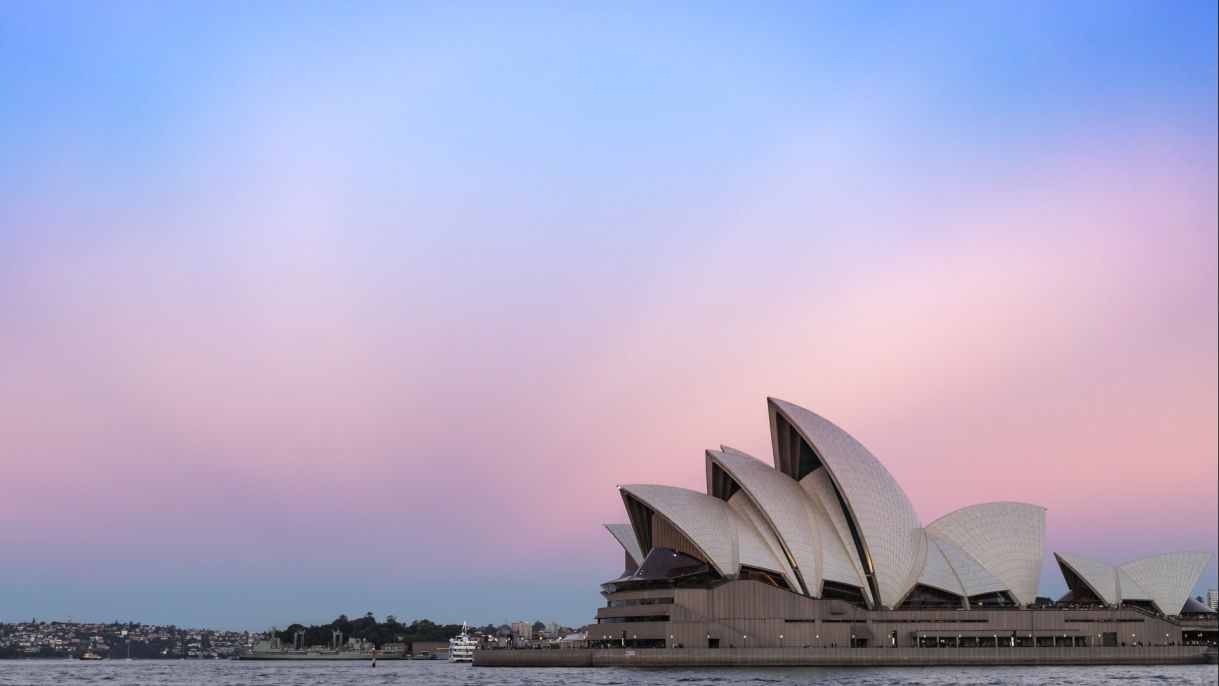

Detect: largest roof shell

[769,398,926,608]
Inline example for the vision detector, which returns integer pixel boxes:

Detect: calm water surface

[0,661,1215,685]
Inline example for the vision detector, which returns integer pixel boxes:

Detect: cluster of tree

[274,614,466,648]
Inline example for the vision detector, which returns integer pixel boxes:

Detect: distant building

[510,621,533,640]
[1208,589,1218,612]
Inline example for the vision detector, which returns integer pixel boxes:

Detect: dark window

[622,494,655,553]
[634,548,708,580]
[795,431,822,479]
[969,591,1016,607]
[899,584,963,609]
[1057,566,1104,605]
[821,581,868,606]
[739,566,791,590]
[623,551,639,577]
[773,413,823,480]
[710,462,742,501]
[597,615,668,624]
[607,597,673,608]
[601,548,720,594]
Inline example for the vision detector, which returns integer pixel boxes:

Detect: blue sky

[1,1,1216,630]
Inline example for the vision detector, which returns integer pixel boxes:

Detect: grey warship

[236,629,406,660]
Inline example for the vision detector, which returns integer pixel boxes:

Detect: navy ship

[236,629,406,660]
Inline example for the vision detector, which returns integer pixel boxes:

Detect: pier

[474,645,1216,667]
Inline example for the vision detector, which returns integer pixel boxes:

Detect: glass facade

[899,584,963,609]
[602,548,719,594]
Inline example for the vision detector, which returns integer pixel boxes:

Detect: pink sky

[0,2,1215,628]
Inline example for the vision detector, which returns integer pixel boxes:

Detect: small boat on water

[79,651,103,661]
[448,623,476,662]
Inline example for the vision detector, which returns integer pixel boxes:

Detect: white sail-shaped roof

[1118,552,1213,615]
[708,448,821,595]
[619,484,786,578]
[1116,567,1150,601]
[727,491,798,585]
[604,397,1214,620]
[1055,552,1119,606]
[916,531,965,596]
[926,502,1045,605]
[604,523,644,567]
[798,468,873,602]
[620,484,736,574]
[927,533,1008,597]
[770,398,926,608]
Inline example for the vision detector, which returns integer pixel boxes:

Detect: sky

[0,1,1216,630]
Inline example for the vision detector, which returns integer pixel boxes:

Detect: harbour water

[0,661,1215,685]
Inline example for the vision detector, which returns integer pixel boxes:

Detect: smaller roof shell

[916,532,965,597]
[1055,552,1119,606]
[618,484,786,578]
[928,533,1008,598]
[926,502,1045,606]
[707,448,821,595]
[1119,552,1214,615]
[604,523,644,567]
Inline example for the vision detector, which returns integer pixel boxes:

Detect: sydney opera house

[592,398,1216,652]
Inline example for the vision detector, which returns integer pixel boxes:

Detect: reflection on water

[0,660,1215,686]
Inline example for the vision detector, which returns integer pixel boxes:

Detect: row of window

[607,597,674,608]
[879,619,989,624]
[596,615,669,624]
[1065,618,1146,623]
[816,618,988,624]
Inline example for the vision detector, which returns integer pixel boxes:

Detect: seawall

[474,646,1214,667]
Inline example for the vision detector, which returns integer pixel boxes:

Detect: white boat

[448,622,476,662]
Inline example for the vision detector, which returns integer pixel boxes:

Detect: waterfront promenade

[475,645,1217,667]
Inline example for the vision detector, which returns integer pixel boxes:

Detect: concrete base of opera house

[474,645,1218,667]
